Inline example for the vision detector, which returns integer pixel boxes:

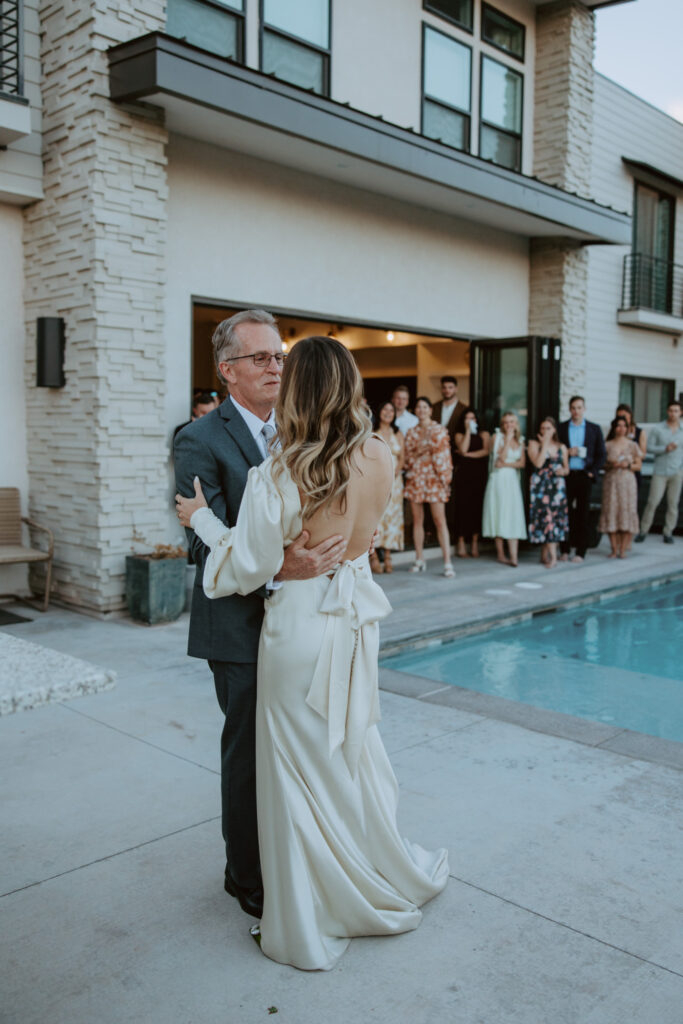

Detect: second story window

[261,0,331,96]
[479,55,522,171]
[631,181,675,313]
[166,0,245,62]
[422,26,472,153]
[423,0,473,33]
[481,4,525,61]
[0,0,23,96]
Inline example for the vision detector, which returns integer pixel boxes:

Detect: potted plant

[125,538,188,625]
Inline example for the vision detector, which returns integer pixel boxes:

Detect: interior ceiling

[194,305,463,350]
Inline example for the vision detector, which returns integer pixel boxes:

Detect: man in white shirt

[392,384,418,435]
[174,310,346,921]
[635,399,683,544]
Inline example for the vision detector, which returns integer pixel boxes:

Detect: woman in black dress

[453,408,490,558]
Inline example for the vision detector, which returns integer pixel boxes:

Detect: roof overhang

[108,33,631,245]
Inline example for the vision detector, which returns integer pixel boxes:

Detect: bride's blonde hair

[273,336,371,517]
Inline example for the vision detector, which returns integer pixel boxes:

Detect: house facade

[1,0,681,613]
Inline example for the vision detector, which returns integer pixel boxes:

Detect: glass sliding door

[471,336,560,441]
[633,183,674,312]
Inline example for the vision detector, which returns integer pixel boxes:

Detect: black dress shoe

[634,533,645,543]
[663,534,674,544]
[224,871,263,918]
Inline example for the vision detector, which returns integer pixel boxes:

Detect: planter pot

[125,555,187,625]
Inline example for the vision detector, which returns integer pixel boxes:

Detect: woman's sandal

[442,563,455,578]
[409,560,426,573]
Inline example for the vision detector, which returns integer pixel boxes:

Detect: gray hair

[212,309,279,382]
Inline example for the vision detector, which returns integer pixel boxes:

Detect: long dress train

[191,458,449,971]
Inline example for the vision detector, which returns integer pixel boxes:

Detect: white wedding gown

[191,457,449,971]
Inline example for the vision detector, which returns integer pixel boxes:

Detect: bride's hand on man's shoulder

[175,476,208,528]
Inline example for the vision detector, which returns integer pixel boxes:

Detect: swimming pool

[381,580,683,743]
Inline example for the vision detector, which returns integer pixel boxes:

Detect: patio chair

[0,488,54,611]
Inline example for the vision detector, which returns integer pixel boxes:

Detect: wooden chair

[0,488,54,611]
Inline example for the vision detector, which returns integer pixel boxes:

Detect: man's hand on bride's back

[175,476,208,528]
[276,531,347,581]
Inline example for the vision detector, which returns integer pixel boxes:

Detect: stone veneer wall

[529,0,595,413]
[23,0,169,612]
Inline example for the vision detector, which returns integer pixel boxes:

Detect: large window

[631,181,675,312]
[423,0,473,33]
[166,0,244,62]
[619,375,676,423]
[479,54,522,171]
[481,3,525,61]
[261,0,330,96]
[422,26,472,153]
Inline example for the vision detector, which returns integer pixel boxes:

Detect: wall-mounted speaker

[36,317,65,388]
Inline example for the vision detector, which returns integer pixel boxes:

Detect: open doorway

[191,302,472,415]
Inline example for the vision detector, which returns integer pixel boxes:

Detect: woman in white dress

[482,411,527,567]
[176,337,448,972]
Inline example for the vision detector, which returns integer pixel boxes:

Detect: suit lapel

[220,396,264,469]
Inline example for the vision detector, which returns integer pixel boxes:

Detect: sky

[594,0,683,124]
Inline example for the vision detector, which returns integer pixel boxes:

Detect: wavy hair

[272,336,372,517]
[500,411,522,444]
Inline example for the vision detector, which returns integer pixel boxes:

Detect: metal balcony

[0,0,22,97]
[618,253,683,334]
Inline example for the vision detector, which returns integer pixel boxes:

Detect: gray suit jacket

[174,396,266,663]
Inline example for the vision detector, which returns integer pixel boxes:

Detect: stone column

[23,0,169,612]
[529,0,595,411]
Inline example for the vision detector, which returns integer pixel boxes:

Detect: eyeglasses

[228,351,286,368]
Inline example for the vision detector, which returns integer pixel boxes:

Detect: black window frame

[632,179,676,313]
[481,3,525,63]
[422,0,474,35]
[165,0,246,65]
[259,0,332,97]
[478,52,523,172]
[619,374,676,424]
[421,22,473,154]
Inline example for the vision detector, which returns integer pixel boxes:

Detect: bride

[176,336,448,971]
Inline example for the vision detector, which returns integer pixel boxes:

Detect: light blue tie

[261,422,276,454]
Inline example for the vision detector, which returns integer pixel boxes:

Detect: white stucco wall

[164,133,531,438]
[584,75,683,429]
[0,204,29,594]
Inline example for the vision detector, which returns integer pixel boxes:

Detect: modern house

[1,0,681,612]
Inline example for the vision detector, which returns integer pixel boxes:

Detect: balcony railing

[0,0,22,97]
[621,252,683,318]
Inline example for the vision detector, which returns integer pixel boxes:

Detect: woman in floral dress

[371,401,405,573]
[404,397,454,577]
[599,415,642,558]
[527,417,569,569]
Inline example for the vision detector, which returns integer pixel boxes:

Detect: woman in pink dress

[404,396,454,577]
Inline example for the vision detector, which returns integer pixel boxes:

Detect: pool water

[381,580,683,743]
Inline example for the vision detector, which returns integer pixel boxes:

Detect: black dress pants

[560,470,592,557]
[209,659,261,891]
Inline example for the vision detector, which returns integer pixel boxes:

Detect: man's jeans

[640,472,683,537]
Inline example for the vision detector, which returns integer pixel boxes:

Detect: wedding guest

[482,411,527,567]
[371,401,405,574]
[173,390,220,440]
[453,408,490,558]
[635,399,683,545]
[527,417,569,569]
[404,397,454,577]
[433,376,467,535]
[392,385,419,436]
[558,396,606,563]
[599,415,642,558]
[616,402,647,488]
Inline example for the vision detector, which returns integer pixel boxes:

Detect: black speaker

[36,317,65,388]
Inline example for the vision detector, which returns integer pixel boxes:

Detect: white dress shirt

[440,401,457,428]
[395,410,418,436]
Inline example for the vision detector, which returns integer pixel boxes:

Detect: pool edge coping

[378,568,683,772]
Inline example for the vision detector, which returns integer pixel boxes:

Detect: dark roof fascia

[622,158,683,196]
[108,33,630,242]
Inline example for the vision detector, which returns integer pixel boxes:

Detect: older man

[174,310,346,919]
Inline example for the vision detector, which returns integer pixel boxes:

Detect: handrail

[621,252,683,317]
[0,0,23,97]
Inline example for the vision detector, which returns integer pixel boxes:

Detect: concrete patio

[1,537,682,1023]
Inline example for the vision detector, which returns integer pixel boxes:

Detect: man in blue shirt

[558,396,606,562]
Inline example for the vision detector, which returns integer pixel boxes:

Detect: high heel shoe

[409,559,426,573]
[442,563,455,578]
